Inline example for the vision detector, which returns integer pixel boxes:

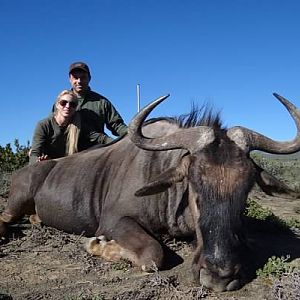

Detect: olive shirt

[52,88,128,140]
[29,115,105,164]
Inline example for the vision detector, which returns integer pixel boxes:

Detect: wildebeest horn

[128,95,215,153]
[227,93,300,154]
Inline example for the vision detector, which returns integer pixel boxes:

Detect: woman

[29,90,112,164]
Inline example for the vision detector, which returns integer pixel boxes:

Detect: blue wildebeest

[0,93,299,292]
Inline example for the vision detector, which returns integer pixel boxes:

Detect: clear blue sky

[1,0,300,147]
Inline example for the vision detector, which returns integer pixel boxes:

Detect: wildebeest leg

[0,201,35,238]
[0,180,36,225]
[0,161,56,237]
[0,220,7,237]
[88,216,164,271]
[0,192,36,237]
[0,194,40,237]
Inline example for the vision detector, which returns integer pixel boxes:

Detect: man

[61,62,128,144]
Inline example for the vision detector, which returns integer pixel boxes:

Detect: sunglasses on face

[58,100,77,108]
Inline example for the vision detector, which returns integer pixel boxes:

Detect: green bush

[0,139,30,172]
[245,199,300,231]
[0,139,30,196]
[256,256,294,278]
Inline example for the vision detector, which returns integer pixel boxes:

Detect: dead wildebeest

[0,93,299,292]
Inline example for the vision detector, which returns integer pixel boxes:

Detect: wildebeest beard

[193,142,256,270]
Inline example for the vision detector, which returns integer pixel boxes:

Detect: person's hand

[37,155,49,162]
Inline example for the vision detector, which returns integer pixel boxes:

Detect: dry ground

[0,191,300,300]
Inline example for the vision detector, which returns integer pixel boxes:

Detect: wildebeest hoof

[29,214,42,225]
[86,236,124,261]
[141,261,158,273]
[0,212,13,223]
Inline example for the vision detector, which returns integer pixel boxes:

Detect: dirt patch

[0,193,300,300]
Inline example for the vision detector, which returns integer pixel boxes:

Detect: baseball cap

[69,62,91,77]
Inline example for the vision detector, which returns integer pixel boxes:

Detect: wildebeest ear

[135,155,191,197]
[254,162,299,199]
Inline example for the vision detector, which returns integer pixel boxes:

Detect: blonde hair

[55,90,81,156]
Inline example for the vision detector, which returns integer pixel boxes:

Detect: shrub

[0,139,30,173]
[0,139,30,196]
[256,256,294,278]
[245,199,290,231]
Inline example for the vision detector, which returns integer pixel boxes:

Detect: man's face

[69,69,90,95]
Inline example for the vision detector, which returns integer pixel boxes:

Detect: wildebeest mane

[89,104,223,151]
[145,103,223,130]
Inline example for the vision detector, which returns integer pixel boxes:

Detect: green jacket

[52,88,128,138]
[29,114,112,164]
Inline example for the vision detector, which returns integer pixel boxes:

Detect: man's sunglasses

[59,100,77,108]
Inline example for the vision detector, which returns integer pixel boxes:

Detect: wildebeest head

[128,93,300,292]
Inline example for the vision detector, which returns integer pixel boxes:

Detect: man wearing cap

[60,62,128,145]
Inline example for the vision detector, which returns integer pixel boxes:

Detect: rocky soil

[0,190,299,300]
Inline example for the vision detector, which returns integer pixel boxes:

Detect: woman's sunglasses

[59,100,77,109]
